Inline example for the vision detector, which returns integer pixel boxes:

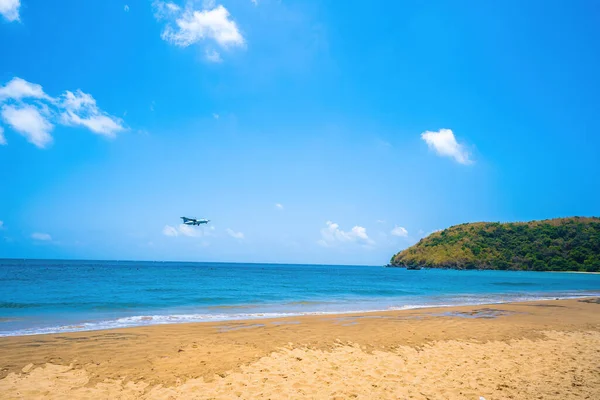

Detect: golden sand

[1,298,600,399]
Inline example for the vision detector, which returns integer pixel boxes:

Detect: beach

[1,297,599,399]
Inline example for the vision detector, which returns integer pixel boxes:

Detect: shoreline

[3,292,600,338]
[388,265,600,274]
[547,270,600,274]
[1,297,599,398]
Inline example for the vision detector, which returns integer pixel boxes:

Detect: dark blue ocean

[2,259,600,336]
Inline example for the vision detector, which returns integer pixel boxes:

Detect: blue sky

[0,0,599,265]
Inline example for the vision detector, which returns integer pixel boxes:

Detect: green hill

[390,217,600,272]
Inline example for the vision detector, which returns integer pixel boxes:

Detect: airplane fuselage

[181,217,209,226]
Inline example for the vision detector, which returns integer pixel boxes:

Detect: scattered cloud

[154,1,245,53]
[226,228,244,239]
[390,226,408,237]
[152,1,181,20]
[0,78,51,101]
[0,77,126,148]
[163,224,212,238]
[0,126,6,145]
[205,48,223,63]
[421,128,472,165]
[0,0,20,22]
[275,203,284,210]
[124,4,130,12]
[202,0,216,8]
[59,90,125,137]
[162,225,179,237]
[376,219,386,224]
[1,104,54,148]
[178,224,202,237]
[318,221,374,247]
[31,232,52,241]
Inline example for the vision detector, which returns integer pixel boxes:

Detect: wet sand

[1,298,600,399]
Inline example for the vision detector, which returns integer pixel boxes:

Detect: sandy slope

[1,298,600,399]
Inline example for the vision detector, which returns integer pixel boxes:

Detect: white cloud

[205,48,223,63]
[60,89,94,110]
[391,226,408,237]
[163,224,209,238]
[251,0,258,5]
[0,220,3,229]
[318,221,374,247]
[162,225,179,237]
[31,232,52,241]
[152,1,181,20]
[1,104,53,148]
[0,0,20,22]
[178,224,203,237]
[0,77,127,147]
[212,113,219,119]
[59,90,125,137]
[421,128,472,165]
[0,126,6,145]
[275,203,284,210]
[0,77,50,101]
[376,219,386,224]
[150,101,155,112]
[226,228,244,239]
[156,2,245,49]
[124,5,130,12]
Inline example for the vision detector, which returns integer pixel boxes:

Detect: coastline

[3,291,599,337]
[5,260,600,338]
[547,270,600,274]
[388,265,600,274]
[1,297,599,399]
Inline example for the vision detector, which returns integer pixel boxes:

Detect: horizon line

[0,257,382,268]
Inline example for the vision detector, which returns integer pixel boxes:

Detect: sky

[0,0,599,265]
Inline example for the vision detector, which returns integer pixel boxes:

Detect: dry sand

[1,298,600,399]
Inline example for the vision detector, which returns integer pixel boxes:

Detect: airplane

[181,217,210,226]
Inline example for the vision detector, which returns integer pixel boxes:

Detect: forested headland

[390,217,600,272]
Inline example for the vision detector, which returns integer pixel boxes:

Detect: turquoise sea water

[2,259,600,336]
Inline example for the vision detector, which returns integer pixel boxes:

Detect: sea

[1,259,600,337]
